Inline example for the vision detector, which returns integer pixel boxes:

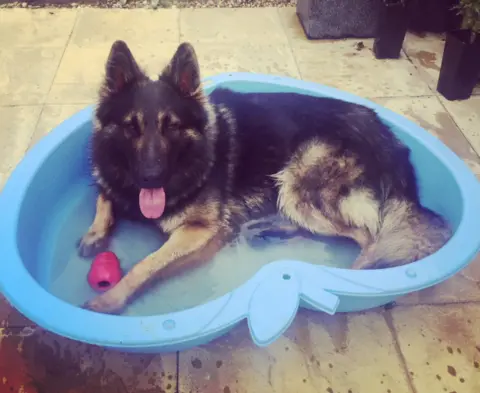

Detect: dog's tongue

[139,188,166,219]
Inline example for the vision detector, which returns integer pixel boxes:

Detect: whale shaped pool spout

[1,72,480,353]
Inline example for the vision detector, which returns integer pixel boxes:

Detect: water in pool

[44,182,360,316]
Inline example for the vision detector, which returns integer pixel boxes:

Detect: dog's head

[93,41,215,219]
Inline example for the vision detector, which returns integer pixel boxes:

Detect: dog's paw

[243,229,297,249]
[240,215,301,248]
[77,231,109,258]
[244,232,270,249]
[82,293,126,315]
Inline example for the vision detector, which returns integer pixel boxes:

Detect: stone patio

[0,7,479,393]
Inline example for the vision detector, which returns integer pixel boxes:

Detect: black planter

[373,0,409,59]
[408,0,461,33]
[437,30,480,101]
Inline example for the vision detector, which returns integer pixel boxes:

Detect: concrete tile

[51,43,179,104]
[46,83,99,105]
[195,43,300,78]
[403,32,480,97]
[180,8,288,45]
[269,9,478,99]
[51,41,299,103]
[440,96,480,157]
[0,297,10,325]
[0,173,6,192]
[277,6,317,48]
[402,32,445,92]
[0,106,42,175]
[390,304,480,393]
[292,39,432,98]
[0,327,178,393]
[0,9,77,49]
[0,296,34,328]
[179,310,413,393]
[0,48,64,105]
[30,104,86,148]
[70,8,179,47]
[53,43,180,86]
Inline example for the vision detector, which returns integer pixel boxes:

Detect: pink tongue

[139,188,166,219]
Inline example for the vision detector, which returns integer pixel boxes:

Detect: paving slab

[70,8,179,47]
[179,309,413,393]
[403,32,480,97]
[0,297,34,329]
[30,104,86,147]
[0,106,42,175]
[50,39,299,104]
[295,40,432,98]
[0,9,77,49]
[278,8,431,98]
[440,96,480,157]
[402,32,445,92]
[46,82,99,105]
[194,42,300,78]
[0,327,178,393]
[390,304,480,393]
[0,48,64,105]
[50,42,180,104]
[180,8,288,45]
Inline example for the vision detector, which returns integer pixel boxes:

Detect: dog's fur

[79,41,452,314]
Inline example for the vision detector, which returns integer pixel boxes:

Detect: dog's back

[211,88,419,202]
[210,88,452,269]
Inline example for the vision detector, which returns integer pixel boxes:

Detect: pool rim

[1,72,480,349]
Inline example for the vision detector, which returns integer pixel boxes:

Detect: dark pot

[373,0,409,59]
[437,30,480,101]
[408,0,461,34]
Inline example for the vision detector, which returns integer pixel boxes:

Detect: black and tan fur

[79,41,452,314]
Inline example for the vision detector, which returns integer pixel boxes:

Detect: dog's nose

[139,168,164,188]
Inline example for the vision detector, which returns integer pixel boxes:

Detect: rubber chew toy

[87,251,122,293]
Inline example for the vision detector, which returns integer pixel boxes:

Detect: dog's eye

[125,116,141,136]
[168,122,180,132]
[163,115,179,132]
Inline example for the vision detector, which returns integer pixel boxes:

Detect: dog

[78,40,452,314]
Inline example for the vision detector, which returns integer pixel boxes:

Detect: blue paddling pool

[1,73,480,352]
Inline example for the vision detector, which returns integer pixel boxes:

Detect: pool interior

[43,182,361,316]
[16,82,464,316]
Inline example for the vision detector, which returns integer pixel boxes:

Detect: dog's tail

[352,200,452,269]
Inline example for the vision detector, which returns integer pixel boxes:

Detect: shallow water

[45,183,360,316]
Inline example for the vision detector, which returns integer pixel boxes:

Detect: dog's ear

[161,42,201,97]
[104,40,144,93]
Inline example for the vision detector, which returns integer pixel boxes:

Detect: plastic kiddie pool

[1,72,480,352]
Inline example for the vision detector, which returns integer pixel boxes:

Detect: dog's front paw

[242,225,299,249]
[77,230,110,258]
[240,215,301,248]
[83,292,126,315]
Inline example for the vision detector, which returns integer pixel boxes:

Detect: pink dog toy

[87,251,122,293]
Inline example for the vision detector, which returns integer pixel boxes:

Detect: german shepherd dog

[78,41,452,314]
